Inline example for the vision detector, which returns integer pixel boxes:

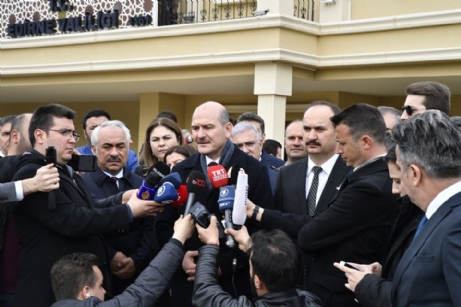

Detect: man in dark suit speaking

[390,111,461,306]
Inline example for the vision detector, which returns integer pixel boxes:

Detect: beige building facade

[1,0,460,151]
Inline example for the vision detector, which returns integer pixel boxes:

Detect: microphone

[154,182,179,204]
[46,146,57,210]
[184,171,207,215]
[232,170,248,229]
[171,185,188,208]
[218,186,236,248]
[157,172,182,189]
[136,170,162,200]
[148,161,170,178]
[207,164,229,189]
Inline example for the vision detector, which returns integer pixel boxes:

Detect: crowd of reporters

[0,80,457,307]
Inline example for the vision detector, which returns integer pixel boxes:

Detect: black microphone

[136,170,162,200]
[148,161,170,178]
[184,171,207,215]
[46,146,57,210]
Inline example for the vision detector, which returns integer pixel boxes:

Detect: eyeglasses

[235,141,257,149]
[401,105,430,117]
[43,129,80,142]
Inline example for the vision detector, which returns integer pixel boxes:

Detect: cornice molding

[2,47,460,76]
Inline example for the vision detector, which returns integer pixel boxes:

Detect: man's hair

[91,120,131,147]
[263,139,282,156]
[405,81,451,115]
[231,121,261,141]
[82,109,111,130]
[29,104,77,147]
[237,112,265,134]
[331,103,386,144]
[0,115,17,127]
[218,108,231,127]
[450,116,461,131]
[305,101,341,115]
[391,111,461,179]
[384,136,397,164]
[284,120,303,137]
[9,113,30,143]
[51,253,100,301]
[249,229,300,293]
[157,110,178,123]
[378,106,401,123]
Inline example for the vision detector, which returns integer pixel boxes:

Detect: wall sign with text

[1,0,155,39]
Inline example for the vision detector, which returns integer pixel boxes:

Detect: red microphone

[171,185,188,208]
[207,164,229,189]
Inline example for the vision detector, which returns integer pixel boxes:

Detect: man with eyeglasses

[401,81,451,120]
[10,104,164,307]
[230,121,278,195]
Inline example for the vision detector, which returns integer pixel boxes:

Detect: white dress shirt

[102,169,124,189]
[305,154,340,205]
[426,180,461,219]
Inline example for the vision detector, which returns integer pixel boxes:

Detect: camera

[189,201,225,238]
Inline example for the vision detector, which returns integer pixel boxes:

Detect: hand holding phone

[339,261,361,271]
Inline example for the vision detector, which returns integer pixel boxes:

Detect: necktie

[414,215,428,238]
[110,177,119,190]
[306,166,322,216]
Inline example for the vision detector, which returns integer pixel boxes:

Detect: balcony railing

[158,0,315,25]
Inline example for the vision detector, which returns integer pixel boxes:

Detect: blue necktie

[414,215,428,238]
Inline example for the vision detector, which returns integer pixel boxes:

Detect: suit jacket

[274,156,350,215]
[80,167,156,294]
[11,150,132,307]
[155,145,274,307]
[261,158,399,307]
[0,156,20,204]
[391,191,461,307]
[260,150,285,169]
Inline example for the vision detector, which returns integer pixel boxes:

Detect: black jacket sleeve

[193,245,253,307]
[354,274,392,307]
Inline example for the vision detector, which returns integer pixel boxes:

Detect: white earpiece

[85,293,91,299]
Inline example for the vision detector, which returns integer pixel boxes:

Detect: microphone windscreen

[145,171,162,189]
[158,172,182,189]
[171,185,188,207]
[154,182,178,204]
[228,164,243,186]
[149,161,170,178]
[233,172,248,226]
[186,171,207,194]
[207,164,229,189]
[218,186,235,211]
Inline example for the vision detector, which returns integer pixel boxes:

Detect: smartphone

[68,155,97,172]
[45,146,57,165]
[339,261,360,271]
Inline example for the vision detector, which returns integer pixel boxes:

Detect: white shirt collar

[426,180,461,219]
[353,154,387,172]
[102,169,124,179]
[205,156,220,166]
[307,154,339,175]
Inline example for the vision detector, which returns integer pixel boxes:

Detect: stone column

[254,62,292,144]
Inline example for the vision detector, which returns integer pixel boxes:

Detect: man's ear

[10,129,19,145]
[361,135,372,150]
[409,164,422,187]
[224,122,233,138]
[34,129,45,146]
[91,145,96,155]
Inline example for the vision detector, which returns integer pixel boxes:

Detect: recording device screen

[68,155,97,172]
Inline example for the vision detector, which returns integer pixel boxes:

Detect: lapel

[58,166,93,208]
[392,192,461,295]
[295,158,309,215]
[316,156,350,212]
